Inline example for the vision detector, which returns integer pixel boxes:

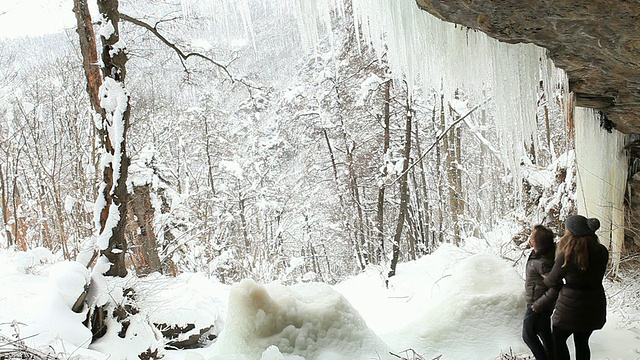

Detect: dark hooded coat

[544,236,609,332]
[524,244,558,314]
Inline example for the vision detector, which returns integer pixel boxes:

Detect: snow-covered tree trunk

[74,0,129,275]
[94,0,131,277]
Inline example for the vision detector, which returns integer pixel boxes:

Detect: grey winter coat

[524,245,558,314]
[544,237,609,332]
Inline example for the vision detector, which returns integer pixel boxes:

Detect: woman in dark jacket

[544,215,609,360]
[522,224,558,360]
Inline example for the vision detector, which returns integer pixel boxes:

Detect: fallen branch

[498,347,530,359]
[0,323,60,360]
[389,348,438,360]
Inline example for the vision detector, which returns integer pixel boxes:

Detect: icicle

[180,0,193,19]
[574,108,626,275]
[289,0,336,54]
[235,0,257,52]
[344,0,571,193]
[221,0,235,47]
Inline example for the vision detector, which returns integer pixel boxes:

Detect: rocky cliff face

[416,0,640,133]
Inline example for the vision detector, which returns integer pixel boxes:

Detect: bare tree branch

[120,13,259,89]
[386,96,493,186]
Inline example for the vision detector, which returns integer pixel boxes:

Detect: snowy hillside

[1,227,638,360]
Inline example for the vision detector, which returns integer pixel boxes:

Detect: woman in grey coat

[544,215,609,360]
[522,224,558,360]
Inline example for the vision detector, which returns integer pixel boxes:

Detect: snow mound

[138,272,228,344]
[388,253,527,359]
[22,261,93,354]
[211,279,393,360]
[0,246,54,275]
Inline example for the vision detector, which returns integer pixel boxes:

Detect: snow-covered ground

[1,227,639,360]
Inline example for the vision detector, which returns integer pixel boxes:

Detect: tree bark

[73,0,103,114]
[129,185,162,275]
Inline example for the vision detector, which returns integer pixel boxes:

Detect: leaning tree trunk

[412,114,431,254]
[375,80,391,264]
[447,102,461,246]
[342,126,367,269]
[388,103,413,278]
[454,124,463,245]
[436,92,446,244]
[72,0,135,345]
[323,128,366,271]
[0,165,12,247]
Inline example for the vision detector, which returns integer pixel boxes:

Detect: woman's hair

[557,229,593,270]
[531,225,554,253]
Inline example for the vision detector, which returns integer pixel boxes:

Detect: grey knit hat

[565,215,600,236]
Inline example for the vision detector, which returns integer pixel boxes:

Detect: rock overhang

[416,0,640,134]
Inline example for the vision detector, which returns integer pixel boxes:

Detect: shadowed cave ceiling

[415,0,640,134]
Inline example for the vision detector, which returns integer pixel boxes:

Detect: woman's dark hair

[532,225,555,254]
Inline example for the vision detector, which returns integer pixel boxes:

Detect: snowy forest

[0,0,639,359]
